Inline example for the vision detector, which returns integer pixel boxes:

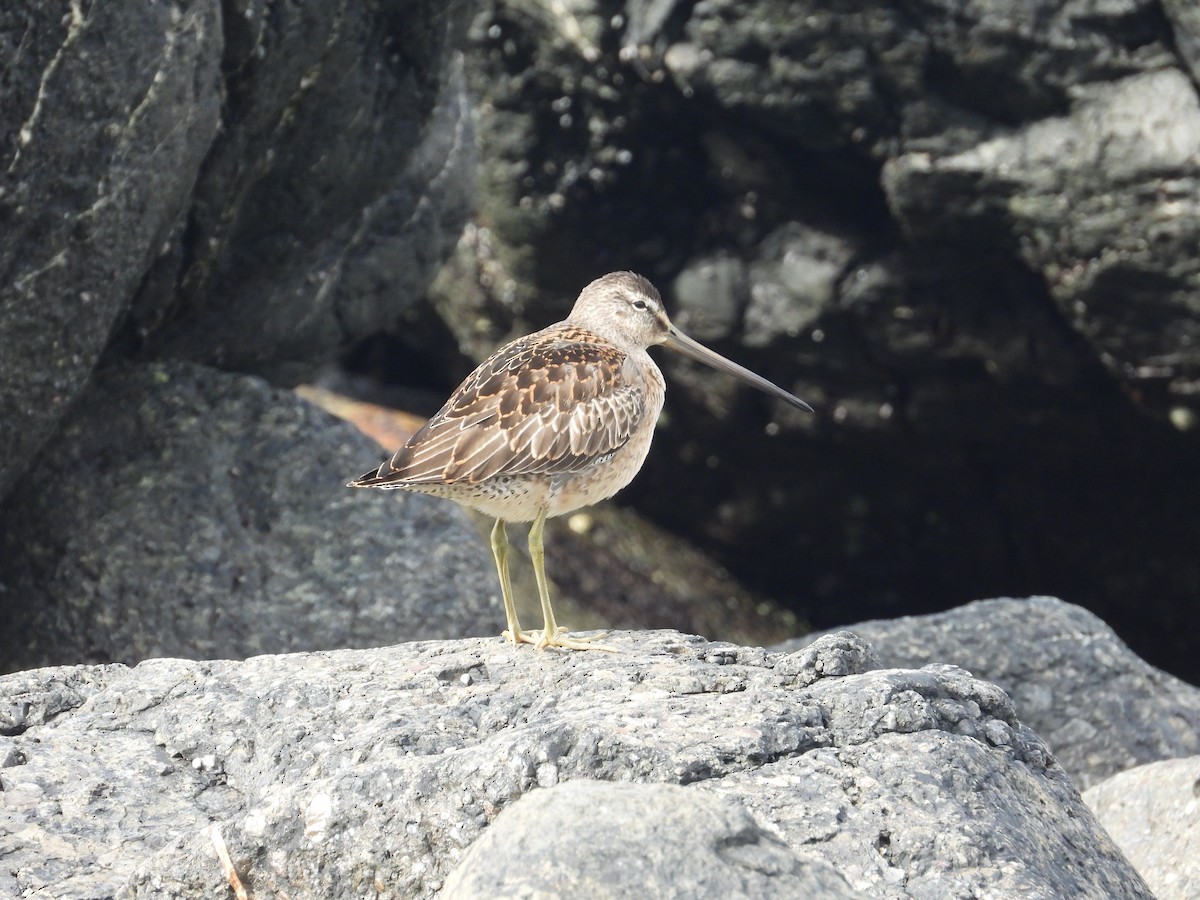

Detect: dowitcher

[349,271,812,651]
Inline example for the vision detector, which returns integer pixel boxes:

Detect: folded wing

[353,326,649,486]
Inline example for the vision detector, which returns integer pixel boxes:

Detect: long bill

[664,326,814,413]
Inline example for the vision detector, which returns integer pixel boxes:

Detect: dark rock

[670,222,852,354]
[885,69,1200,406]
[662,0,1171,156]
[1083,755,1200,900]
[541,504,804,649]
[426,0,1200,688]
[0,0,222,497]
[141,1,475,383]
[0,632,1152,898]
[670,251,749,342]
[0,361,497,672]
[779,597,1200,789]
[1,0,474,512]
[743,222,855,349]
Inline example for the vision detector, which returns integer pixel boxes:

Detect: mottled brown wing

[356,326,649,485]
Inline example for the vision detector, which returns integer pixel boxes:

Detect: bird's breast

[546,364,664,516]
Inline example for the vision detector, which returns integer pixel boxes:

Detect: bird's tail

[346,464,390,488]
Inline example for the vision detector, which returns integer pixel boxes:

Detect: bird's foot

[501,628,542,647]
[535,627,617,653]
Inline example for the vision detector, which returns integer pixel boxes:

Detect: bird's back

[350,322,664,496]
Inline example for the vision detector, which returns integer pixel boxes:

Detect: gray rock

[0,361,498,671]
[885,69,1200,406]
[663,221,859,362]
[671,252,750,343]
[778,597,1200,789]
[662,0,1171,155]
[141,1,475,383]
[444,0,1200,694]
[442,780,860,899]
[1164,0,1200,84]
[0,631,1152,898]
[0,0,475,507]
[0,0,221,497]
[743,222,855,349]
[1083,755,1200,900]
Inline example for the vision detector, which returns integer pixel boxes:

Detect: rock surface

[1084,755,1200,900]
[141,1,474,383]
[0,361,498,672]
[779,596,1200,789]
[443,780,860,899]
[885,68,1200,397]
[1,0,473,497]
[0,0,221,496]
[432,0,1200,685]
[0,631,1152,899]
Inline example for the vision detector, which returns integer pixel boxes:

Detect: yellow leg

[491,518,537,647]
[528,508,616,652]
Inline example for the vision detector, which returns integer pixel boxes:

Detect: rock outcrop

[0,362,498,671]
[781,596,1200,788]
[0,632,1153,898]
[1084,755,1200,900]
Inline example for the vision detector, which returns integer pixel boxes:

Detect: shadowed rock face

[1,0,476,667]
[0,362,498,671]
[138,2,475,382]
[1,0,473,493]
[0,1,222,496]
[422,0,1200,682]
[0,632,1155,898]
[2,0,1199,685]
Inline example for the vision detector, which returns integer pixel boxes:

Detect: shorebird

[349,271,813,651]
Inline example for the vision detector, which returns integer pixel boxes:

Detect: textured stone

[0,362,497,672]
[1084,755,1200,900]
[780,597,1200,789]
[443,780,860,898]
[663,0,1171,155]
[0,0,474,506]
[142,0,475,383]
[0,631,1152,899]
[0,0,221,496]
[885,69,1200,403]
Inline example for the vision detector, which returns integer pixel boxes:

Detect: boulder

[0,631,1152,898]
[0,0,474,504]
[0,0,221,496]
[779,597,1200,789]
[885,68,1200,404]
[443,780,860,899]
[0,361,497,672]
[1084,755,1200,900]
[141,1,475,384]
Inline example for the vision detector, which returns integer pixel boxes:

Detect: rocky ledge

[0,628,1159,899]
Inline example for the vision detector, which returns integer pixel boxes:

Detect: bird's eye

[631,299,649,311]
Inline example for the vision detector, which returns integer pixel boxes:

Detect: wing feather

[355,325,651,487]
